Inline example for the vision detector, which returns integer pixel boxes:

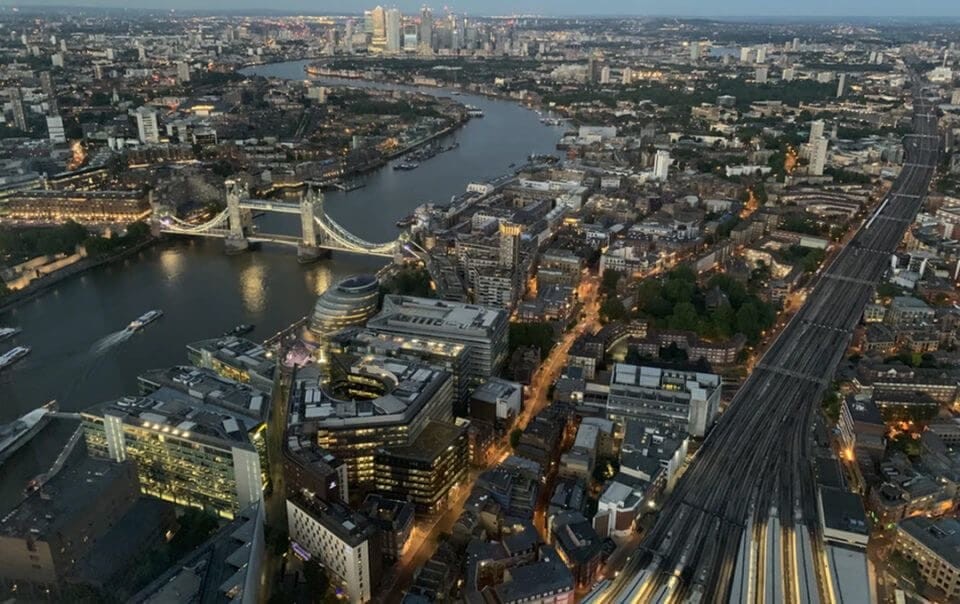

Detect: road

[598,82,941,603]
[259,359,293,602]
[382,271,603,599]
[521,272,602,427]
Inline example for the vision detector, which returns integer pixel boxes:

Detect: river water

[0,59,564,424]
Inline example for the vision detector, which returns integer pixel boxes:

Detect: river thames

[0,60,564,423]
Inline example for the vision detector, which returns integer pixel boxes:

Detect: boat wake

[90,329,132,355]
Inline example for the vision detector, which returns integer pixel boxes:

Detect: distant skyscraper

[792,37,800,51]
[600,65,611,84]
[653,150,671,182]
[135,106,160,144]
[782,66,796,82]
[836,73,846,98]
[51,52,64,68]
[755,45,767,63]
[739,46,752,63]
[419,7,433,55]
[810,137,828,176]
[755,66,769,84]
[622,67,634,85]
[385,8,402,54]
[8,87,27,131]
[689,41,701,62]
[370,6,387,53]
[952,89,960,106]
[344,19,354,53]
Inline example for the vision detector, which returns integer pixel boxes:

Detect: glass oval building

[308,274,380,336]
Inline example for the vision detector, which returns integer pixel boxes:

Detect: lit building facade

[82,388,264,518]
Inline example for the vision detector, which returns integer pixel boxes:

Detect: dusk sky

[7,0,960,17]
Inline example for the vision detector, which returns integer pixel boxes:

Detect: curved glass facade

[308,274,380,336]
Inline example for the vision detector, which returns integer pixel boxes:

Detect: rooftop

[84,386,261,449]
[0,456,136,539]
[187,336,275,379]
[899,516,960,568]
[139,365,267,419]
[369,295,507,338]
[292,355,450,428]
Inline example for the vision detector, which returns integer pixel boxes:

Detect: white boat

[127,310,164,331]
[0,327,21,341]
[0,346,30,370]
[0,402,56,464]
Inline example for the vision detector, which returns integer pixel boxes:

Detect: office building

[82,387,264,518]
[419,7,433,54]
[895,517,960,601]
[385,8,402,53]
[0,457,140,596]
[374,419,469,515]
[369,6,387,51]
[283,429,349,504]
[292,356,454,485]
[837,72,846,97]
[286,496,383,603]
[470,377,523,425]
[137,368,266,429]
[368,296,509,386]
[755,66,769,84]
[755,45,767,62]
[359,495,415,562]
[653,149,671,182]
[135,106,160,144]
[46,114,65,143]
[606,364,722,438]
[329,327,470,408]
[689,41,701,61]
[308,274,380,336]
[187,336,276,394]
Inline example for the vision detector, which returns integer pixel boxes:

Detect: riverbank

[0,237,157,315]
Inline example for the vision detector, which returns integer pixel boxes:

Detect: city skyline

[5,0,960,17]
[1,6,959,604]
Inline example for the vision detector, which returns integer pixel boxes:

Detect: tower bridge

[154,180,402,262]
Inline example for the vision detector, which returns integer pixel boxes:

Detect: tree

[510,428,523,449]
[736,302,763,343]
[601,269,623,296]
[303,559,331,604]
[600,297,629,323]
[669,302,700,331]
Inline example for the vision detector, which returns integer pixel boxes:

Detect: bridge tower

[297,186,327,263]
[224,179,249,254]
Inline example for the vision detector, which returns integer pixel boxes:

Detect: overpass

[155,180,402,262]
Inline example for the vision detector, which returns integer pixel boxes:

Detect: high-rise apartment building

[810,136,829,176]
[653,149,671,182]
[135,106,160,143]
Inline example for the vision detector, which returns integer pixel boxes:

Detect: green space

[634,266,777,345]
